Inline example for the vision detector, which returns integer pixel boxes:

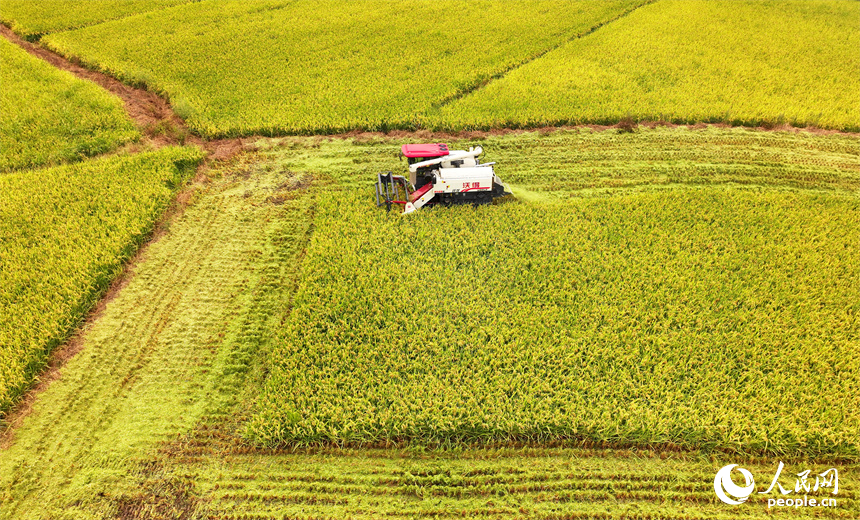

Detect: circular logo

[714,464,755,505]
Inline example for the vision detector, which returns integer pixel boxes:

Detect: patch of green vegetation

[0,0,195,40]
[40,0,646,137]
[435,0,860,132]
[0,37,139,172]
[0,147,202,416]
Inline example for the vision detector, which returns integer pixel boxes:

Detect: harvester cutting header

[376,143,510,215]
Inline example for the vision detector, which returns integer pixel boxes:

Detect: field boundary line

[429,0,661,112]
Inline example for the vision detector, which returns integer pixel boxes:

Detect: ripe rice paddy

[0,0,194,41]
[0,36,138,172]
[435,0,860,132]
[1,1,858,516]
[14,0,855,135]
[248,131,860,458]
[35,0,640,136]
[1,131,857,519]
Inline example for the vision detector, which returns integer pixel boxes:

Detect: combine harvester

[376,143,510,215]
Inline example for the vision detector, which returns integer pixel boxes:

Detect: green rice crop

[0,37,138,172]
[248,132,860,458]
[41,0,645,137]
[0,0,194,40]
[436,0,860,132]
[0,147,203,416]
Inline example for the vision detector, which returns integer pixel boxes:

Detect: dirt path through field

[0,24,249,161]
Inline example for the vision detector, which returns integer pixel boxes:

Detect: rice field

[38,0,646,137]
[435,0,860,132]
[246,131,857,460]
[0,0,194,40]
[1,0,858,516]
[0,153,317,520]
[21,0,857,135]
[2,134,856,519]
[249,180,859,458]
[0,36,138,172]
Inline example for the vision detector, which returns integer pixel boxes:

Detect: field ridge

[0,24,250,161]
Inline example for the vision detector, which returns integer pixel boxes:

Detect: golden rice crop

[0,0,194,40]
[248,186,859,458]
[0,147,203,415]
[0,37,138,172]
[40,0,645,137]
[435,0,860,132]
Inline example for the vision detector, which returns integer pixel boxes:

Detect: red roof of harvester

[401,143,449,158]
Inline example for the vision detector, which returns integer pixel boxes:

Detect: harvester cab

[376,143,510,215]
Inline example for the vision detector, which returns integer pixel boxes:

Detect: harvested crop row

[41,0,647,137]
[0,147,203,416]
[249,185,859,457]
[0,158,316,519]
[0,36,138,172]
[482,127,860,194]
[435,0,860,132]
[265,127,860,194]
[132,431,860,518]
